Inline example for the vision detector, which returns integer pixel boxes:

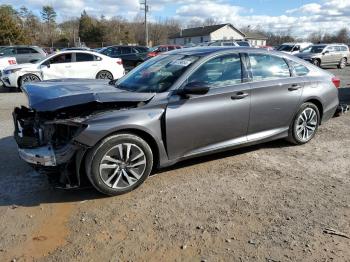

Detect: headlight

[4,68,22,75]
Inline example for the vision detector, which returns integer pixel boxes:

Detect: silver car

[13,47,339,195]
[0,45,46,64]
[296,44,350,69]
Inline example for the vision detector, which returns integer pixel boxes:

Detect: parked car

[147,45,182,58]
[1,50,124,88]
[0,45,46,64]
[209,40,251,47]
[295,44,350,69]
[13,47,339,196]
[99,45,149,71]
[276,42,313,55]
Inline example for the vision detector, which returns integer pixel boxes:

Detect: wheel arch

[96,70,113,79]
[17,72,42,87]
[303,98,324,124]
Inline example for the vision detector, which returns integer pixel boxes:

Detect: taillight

[117,59,123,65]
[332,76,340,88]
[8,59,16,65]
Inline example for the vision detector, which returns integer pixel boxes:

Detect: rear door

[70,52,97,78]
[322,46,337,65]
[246,53,304,138]
[166,53,251,160]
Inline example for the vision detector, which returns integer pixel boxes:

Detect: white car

[1,50,125,88]
[0,56,17,84]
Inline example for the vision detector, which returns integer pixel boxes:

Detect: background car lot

[0,66,349,261]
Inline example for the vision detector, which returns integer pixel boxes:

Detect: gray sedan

[13,47,339,195]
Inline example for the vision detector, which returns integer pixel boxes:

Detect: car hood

[22,79,156,112]
[5,63,37,71]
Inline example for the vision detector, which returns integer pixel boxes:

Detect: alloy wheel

[21,74,40,84]
[97,71,113,80]
[296,107,318,142]
[99,143,147,189]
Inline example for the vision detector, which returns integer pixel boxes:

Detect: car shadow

[0,85,20,93]
[0,136,105,207]
[155,139,291,175]
[0,134,291,207]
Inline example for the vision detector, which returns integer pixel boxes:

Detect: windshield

[115,54,200,93]
[277,45,294,52]
[302,45,326,53]
[34,52,57,64]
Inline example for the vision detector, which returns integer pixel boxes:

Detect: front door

[41,53,73,80]
[166,53,251,160]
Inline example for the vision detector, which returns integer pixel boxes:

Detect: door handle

[288,84,302,91]
[231,92,249,100]
[65,65,71,68]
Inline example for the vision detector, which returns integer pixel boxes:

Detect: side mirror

[177,82,210,96]
[0,53,4,56]
[323,50,329,55]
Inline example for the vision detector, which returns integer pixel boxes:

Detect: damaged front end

[13,106,89,188]
[13,80,156,189]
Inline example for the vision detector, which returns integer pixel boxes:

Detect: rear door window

[76,53,95,62]
[121,47,132,54]
[249,53,291,81]
[16,48,32,54]
[188,53,242,88]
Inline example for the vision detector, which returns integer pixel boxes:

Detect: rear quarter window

[289,60,310,76]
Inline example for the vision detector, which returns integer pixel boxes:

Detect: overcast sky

[2,0,350,36]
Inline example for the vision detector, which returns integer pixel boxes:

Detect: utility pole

[140,0,149,46]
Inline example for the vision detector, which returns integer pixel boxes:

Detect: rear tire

[338,57,347,69]
[19,74,41,88]
[85,133,153,196]
[287,103,320,145]
[96,70,113,80]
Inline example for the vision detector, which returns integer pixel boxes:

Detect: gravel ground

[0,68,349,262]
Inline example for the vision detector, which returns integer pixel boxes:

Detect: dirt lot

[0,67,349,262]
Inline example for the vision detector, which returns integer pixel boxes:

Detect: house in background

[169,23,267,46]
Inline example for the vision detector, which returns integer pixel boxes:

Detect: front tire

[287,103,320,145]
[96,70,113,80]
[85,133,153,196]
[338,57,347,69]
[19,74,41,88]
